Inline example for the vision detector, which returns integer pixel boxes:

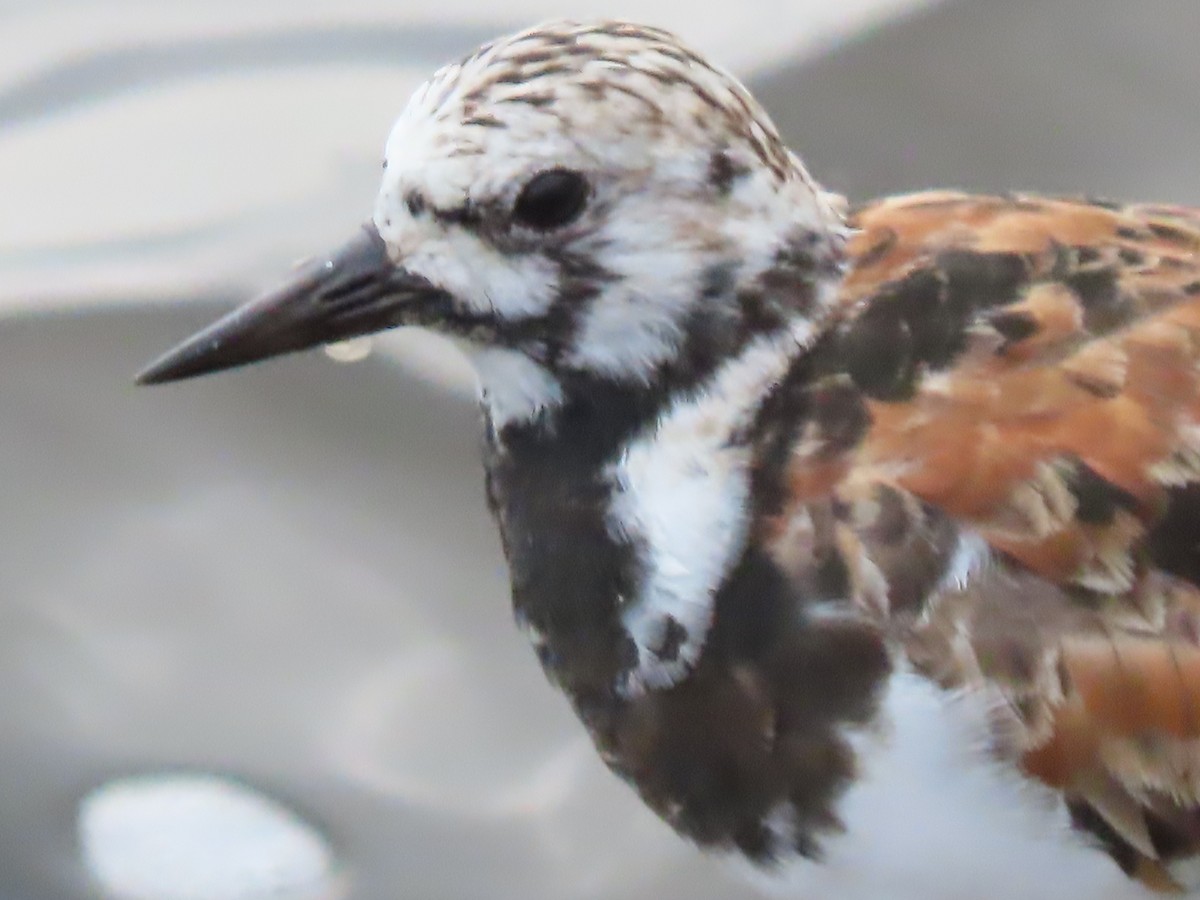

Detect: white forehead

[379,20,797,209]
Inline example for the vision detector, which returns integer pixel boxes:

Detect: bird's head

[138,20,847,431]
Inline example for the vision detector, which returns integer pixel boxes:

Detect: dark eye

[513,169,589,231]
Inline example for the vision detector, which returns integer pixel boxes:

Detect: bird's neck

[473,248,902,867]
[475,219,850,702]
[480,371,694,703]
[479,308,827,704]
[477,309,896,868]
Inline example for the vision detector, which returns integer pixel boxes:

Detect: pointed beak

[136,223,448,385]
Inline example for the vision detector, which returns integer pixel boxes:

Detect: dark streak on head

[506,48,557,66]
[405,190,427,218]
[604,79,665,119]
[463,113,505,128]
[432,201,484,228]
[451,19,798,183]
[708,149,750,197]
[491,71,530,87]
[522,248,616,367]
[499,92,557,108]
[580,79,606,100]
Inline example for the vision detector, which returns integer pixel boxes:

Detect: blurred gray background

[2,0,1198,898]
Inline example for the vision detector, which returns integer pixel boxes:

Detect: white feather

[738,671,1153,900]
[457,344,564,430]
[376,211,560,322]
[562,214,701,383]
[608,317,817,693]
[938,530,992,593]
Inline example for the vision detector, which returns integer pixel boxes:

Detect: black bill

[136,223,447,385]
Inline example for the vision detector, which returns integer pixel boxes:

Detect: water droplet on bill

[323,337,373,364]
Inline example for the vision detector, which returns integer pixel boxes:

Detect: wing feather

[777,191,1200,890]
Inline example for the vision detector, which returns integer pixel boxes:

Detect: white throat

[607,315,820,693]
[458,344,564,431]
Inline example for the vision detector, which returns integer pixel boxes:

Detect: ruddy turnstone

[137,19,1200,899]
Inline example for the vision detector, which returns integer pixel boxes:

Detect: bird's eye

[513,169,589,231]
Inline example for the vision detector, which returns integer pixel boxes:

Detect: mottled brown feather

[776,191,1200,890]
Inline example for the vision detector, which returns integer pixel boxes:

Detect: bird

[135,19,1200,900]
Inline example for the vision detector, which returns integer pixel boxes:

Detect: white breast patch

[606,319,815,694]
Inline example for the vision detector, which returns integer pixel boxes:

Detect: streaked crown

[373,20,846,412]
